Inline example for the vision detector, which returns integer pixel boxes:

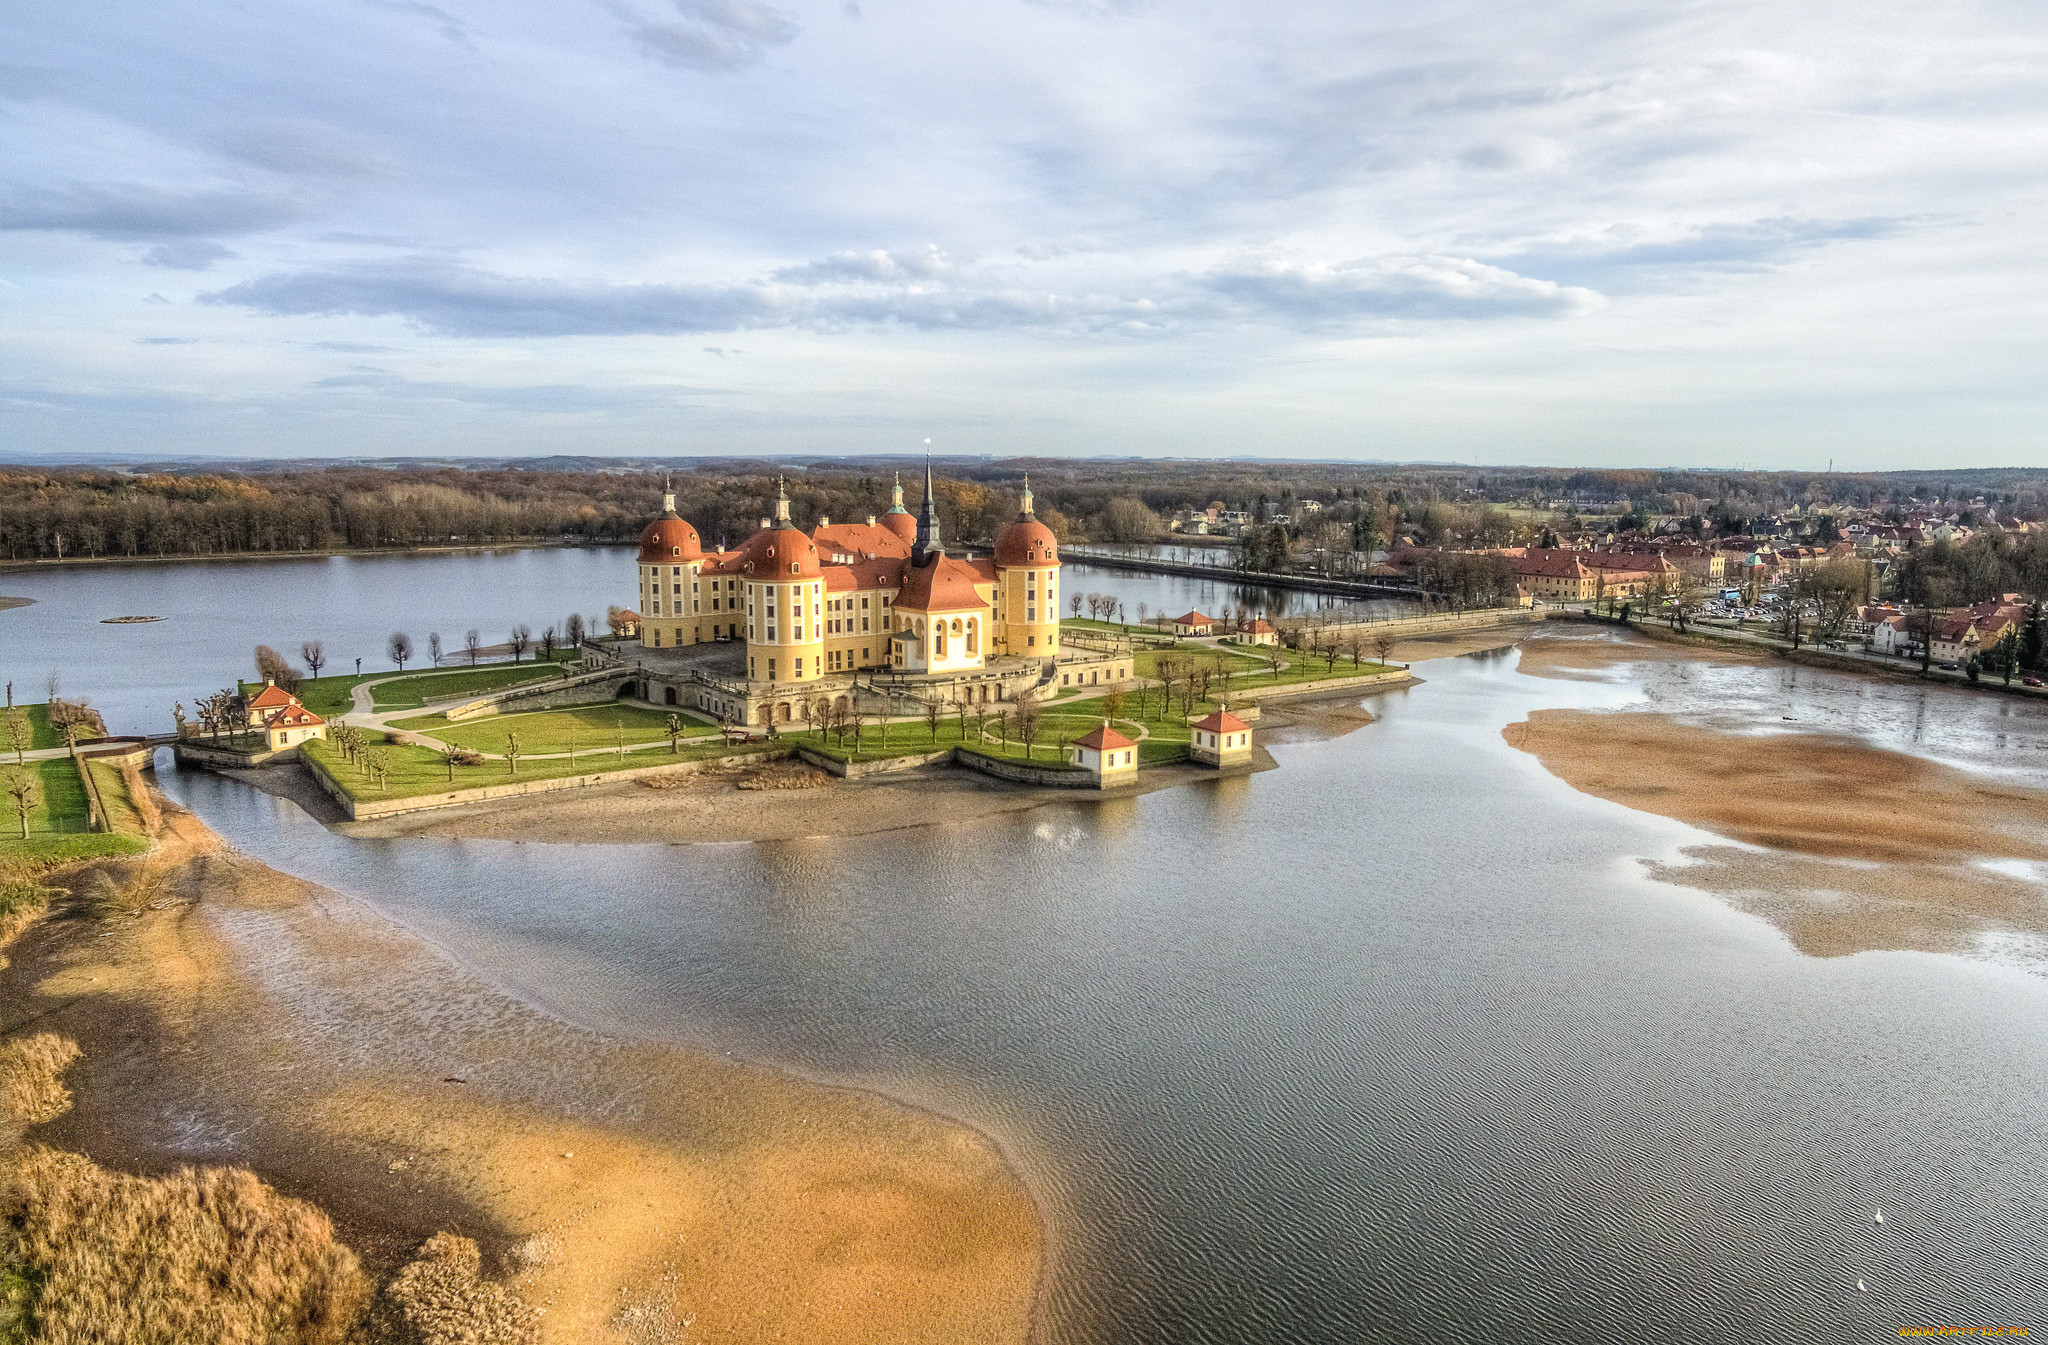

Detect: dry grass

[0,882,50,961]
[0,1036,81,1130]
[118,761,162,835]
[371,1233,539,1345]
[732,762,830,791]
[3,1149,372,1345]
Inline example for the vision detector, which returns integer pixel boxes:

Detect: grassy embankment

[0,754,151,869]
[305,718,762,804]
[390,702,718,756]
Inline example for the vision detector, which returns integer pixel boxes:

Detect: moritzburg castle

[617,469,1132,728]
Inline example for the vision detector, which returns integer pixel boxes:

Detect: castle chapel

[629,468,1121,724]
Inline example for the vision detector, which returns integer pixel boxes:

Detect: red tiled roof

[895,554,987,612]
[247,683,298,709]
[814,521,912,562]
[265,704,324,728]
[1171,610,1213,626]
[1192,710,1250,734]
[1073,722,1136,751]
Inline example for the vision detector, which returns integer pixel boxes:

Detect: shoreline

[1500,627,2048,966]
[0,539,630,575]
[1,796,1045,1339]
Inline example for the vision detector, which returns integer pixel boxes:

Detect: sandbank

[1503,707,2048,962]
[3,798,1041,1341]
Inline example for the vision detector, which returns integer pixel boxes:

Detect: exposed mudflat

[4,799,1042,1342]
[1503,705,2048,962]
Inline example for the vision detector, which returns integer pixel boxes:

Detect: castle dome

[994,517,1058,567]
[745,525,822,580]
[993,477,1058,567]
[638,515,701,562]
[880,470,918,544]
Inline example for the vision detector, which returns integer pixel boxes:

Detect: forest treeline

[9,459,2048,564]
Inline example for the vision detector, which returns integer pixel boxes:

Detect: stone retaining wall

[1246,668,1417,703]
[1279,606,1538,647]
[303,745,787,820]
[174,741,299,769]
[952,747,1095,788]
[792,745,955,778]
[443,667,628,720]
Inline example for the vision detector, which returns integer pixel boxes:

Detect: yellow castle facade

[634,467,1064,686]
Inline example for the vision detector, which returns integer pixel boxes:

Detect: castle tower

[636,473,703,651]
[991,475,1061,661]
[743,479,826,685]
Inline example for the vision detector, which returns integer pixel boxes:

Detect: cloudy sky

[4,1,2044,467]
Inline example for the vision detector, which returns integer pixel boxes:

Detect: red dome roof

[639,515,701,562]
[743,526,822,580]
[993,516,1059,567]
[880,510,918,544]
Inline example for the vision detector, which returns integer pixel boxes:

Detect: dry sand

[1503,707,2048,961]
[4,800,1041,1343]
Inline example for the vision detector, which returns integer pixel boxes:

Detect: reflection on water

[162,644,2048,1343]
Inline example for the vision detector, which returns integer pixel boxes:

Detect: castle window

[790,562,800,574]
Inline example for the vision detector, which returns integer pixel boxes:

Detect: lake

[0,547,1380,736]
[16,550,2048,1340]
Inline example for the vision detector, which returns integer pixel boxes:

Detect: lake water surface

[13,553,2048,1340]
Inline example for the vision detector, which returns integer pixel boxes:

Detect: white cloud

[3,0,2046,464]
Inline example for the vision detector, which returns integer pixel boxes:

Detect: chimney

[819,516,830,527]
[867,515,877,526]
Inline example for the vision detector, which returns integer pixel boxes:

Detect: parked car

[1938,662,1960,671]
[2024,676,2043,688]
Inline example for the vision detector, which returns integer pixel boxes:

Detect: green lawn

[1132,644,1394,694]
[0,756,150,864]
[389,702,718,757]
[279,653,578,718]
[302,731,767,803]
[368,660,572,709]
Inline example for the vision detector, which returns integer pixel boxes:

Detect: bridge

[1061,547,1424,601]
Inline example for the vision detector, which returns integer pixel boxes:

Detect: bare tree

[388,631,414,671]
[509,624,532,663]
[667,713,686,753]
[301,640,326,680]
[565,612,586,646]
[255,645,301,693]
[1373,635,1395,667]
[540,626,557,661]
[1343,632,1363,667]
[924,698,945,744]
[1014,694,1043,760]
[1136,601,1149,629]
[1069,592,1083,620]
[427,632,443,666]
[5,707,30,765]
[464,629,482,665]
[504,732,521,776]
[6,767,41,839]
[1103,685,1126,720]
[45,670,59,703]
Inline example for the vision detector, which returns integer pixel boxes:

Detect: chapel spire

[913,454,942,562]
